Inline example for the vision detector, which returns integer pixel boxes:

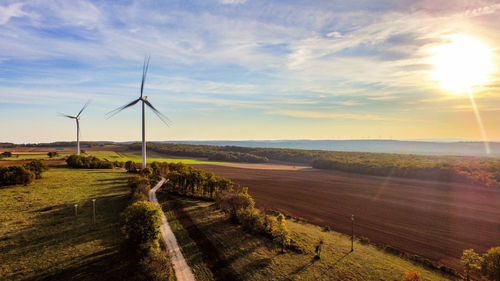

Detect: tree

[140,167,153,178]
[272,213,290,252]
[1,151,12,157]
[47,152,59,158]
[23,160,49,179]
[401,271,422,281]
[121,201,162,247]
[482,247,500,281]
[461,249,482,281]
[125,161,137,173]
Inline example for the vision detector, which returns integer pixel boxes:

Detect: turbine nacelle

[106,56,171,170]
[58,100,90,156]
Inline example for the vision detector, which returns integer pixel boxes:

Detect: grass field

[86,150,227,165]
[0,168,137,280]
[158,195,454,281]
[1,149,228,165]
[1,153,71,161]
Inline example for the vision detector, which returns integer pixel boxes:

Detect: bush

[47,151,59,158]
[461,249,482,280]
[23,160,49,179]
[66,155,113,169]
[272,213,290,252]
[125,161,138,173]
[121,201,162,248]
[482,246,500,281]
[1,151,12,157]
[0,165,35,186]
[138,249,175,281]
[401,271,422,281]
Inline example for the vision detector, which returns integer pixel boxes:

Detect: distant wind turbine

[59,101,90,155]
[107,56,171,169]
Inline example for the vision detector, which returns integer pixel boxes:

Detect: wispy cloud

[0,0,499,141]
[273,110,391,121]
[0,3,27,25]
[220,0,247,5]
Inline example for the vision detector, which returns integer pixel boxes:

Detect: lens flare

[429,34,493,93]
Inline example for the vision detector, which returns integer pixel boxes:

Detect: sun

[429,34,493,93]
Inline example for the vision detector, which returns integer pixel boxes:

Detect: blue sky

[0,0,499,143]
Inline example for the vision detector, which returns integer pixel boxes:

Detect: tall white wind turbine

[59,101,90,155]
[107,56,170,170]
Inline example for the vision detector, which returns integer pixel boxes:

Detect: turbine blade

[144,100,171,126]
[106,98,140,119]
[58,112,76,119]
[77,100,90,117]
[140,55,150,98]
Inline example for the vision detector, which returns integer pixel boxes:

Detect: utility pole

[351,214,355,252]
[92,199,96,224]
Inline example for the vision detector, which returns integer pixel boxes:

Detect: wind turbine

[59,101,90,155]
[107,56,170,170]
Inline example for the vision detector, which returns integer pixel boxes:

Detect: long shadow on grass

[25,246,138,281]
[167,196,241,281]
[1,190,131,280]
[331,251,352,267]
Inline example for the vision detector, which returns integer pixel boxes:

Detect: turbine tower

[59,101,90,155]
[107,56,170,169]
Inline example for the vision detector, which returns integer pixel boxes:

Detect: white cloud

[0,2,27,24]
[326,31,342,38]
[220,0,247,5]
[273,109,389,120]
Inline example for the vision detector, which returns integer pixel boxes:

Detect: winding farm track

[149,178,195,281]
[193,163,500,272]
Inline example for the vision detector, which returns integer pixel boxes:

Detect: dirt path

[149,178,195,281]
[168,197,241,281]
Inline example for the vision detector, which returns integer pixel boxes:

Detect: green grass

[160,196,453,281]
[86,150,227,165]
[158,193,215,281]
[2,153,71,160]
[0,168,137,280]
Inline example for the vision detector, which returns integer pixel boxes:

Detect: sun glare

[429,34,493,93]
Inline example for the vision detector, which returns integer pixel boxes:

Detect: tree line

[312,154,500,188]
[129,142,269,163]
[66,155,115,169]
[121,164,175,280]
[125,160,301,252]
[461,247,500,281]
[0,160,49,187]
[129,142,500,188]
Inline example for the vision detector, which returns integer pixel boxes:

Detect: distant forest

[3,141,499,188]
[130,142,500,188]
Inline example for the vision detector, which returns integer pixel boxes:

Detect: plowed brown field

[193,164,500,272]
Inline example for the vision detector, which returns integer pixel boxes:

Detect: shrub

[121,201,162,248]
[481,246,500,281]
[401,271,422,281]
[272,213,290,252]
[47,151,59,158]
[1,151,12,157]
[0,165,35,186]
[23,160,49,179]
[461,249,482,281]
[140,167,153,178]
[138,249,175,281]
[236,208,264,233]
[131,191,148,203]
[66,155,113,169]
[125,161,138,173]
